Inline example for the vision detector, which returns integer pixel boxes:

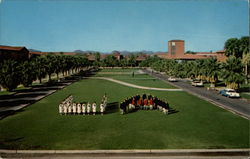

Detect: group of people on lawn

[120,94,170,114]
[59,95,107,115]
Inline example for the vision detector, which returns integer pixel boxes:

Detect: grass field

[0,68,249,150]
[95,69,176,89]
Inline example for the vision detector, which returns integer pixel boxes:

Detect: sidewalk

[0,68,96,120]
[0,149,249,158]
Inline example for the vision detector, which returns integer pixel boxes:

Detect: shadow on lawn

[168,107,179,115]
[0,109,25,120]
[105,102,120,114]
[238,86,250,93]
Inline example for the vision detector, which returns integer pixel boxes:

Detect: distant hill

[73,50,85,53]
[28,49,41,52]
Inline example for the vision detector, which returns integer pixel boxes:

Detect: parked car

[219,89,240,98]
[191,80,204,87]
[168,77,177,82]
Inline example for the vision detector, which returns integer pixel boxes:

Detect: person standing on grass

[87,102,91,115]
[59,103,63,115]
[63,103,68,115]
[149,97,154,110]
[100,103,104,115]
[68,103,72,114]
[82,103,86,115]
[73,103,77,115]
[77,103,82,115]
[92,102,97,115]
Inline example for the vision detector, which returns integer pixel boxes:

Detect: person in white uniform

[72,103,77,115]
[82,103,86,115]
[87,102,91,115]
[77,103,82,115]
[63,103,68,115]
[163,107,168,115]
[59,103,63,115]
[68,103,72,114]
[100,103,104,115]
[92,102,97,115]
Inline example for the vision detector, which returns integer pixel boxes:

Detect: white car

[191,80,203,87]
[219,89,240,98]
[168,77,177,82]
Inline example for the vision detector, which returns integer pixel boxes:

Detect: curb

[0,149,249,157]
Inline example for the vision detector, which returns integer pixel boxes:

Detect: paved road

[143,69,250,119]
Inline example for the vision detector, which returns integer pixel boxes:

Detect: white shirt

[77,104,81,113]
[59,104,63,113]
[63,104,67,114]
[82,104,86,113]
[92,103,97,112]
[68,105,72,113]
[100,104,104,113]
[87,103,91,113]
[73,103,77,113]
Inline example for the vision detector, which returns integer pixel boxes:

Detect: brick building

[0,45,30,61]
[157,40,227,62]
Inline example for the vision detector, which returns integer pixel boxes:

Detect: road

[143,69,250,119]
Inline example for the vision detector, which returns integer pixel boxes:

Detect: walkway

[0,68,96,119]
[88,77,183,91]
[143,69,250,119]
[0,149,248,159]
[0,81,74,119]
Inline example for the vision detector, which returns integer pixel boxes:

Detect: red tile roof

[0,45,26,51]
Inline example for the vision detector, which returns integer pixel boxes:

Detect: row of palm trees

[147,56,246,89]
[0,54,89,91]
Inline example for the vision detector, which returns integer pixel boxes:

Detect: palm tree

[104,55,118,67]
[224,38,241,58]
[54,55,63,81]
[239,36,250,82]
[221,56,245,89]
[45,54,57,82]
[203,58,220,87]
[0,60,21,91]
[34,56,47,84]
[20,60,37,87]
[242,53,250,83]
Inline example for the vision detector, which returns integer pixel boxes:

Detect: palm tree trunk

[245,64,248,84]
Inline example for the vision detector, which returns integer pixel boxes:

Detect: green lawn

[95,69,176,89]
[99,68,139,72]
[0,69,249,150]
[240,93,250,99]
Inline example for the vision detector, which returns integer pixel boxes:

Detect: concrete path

[88,77,183,91]
[0,149,249,159]
[0,82,73,119]
[143,69,250,119]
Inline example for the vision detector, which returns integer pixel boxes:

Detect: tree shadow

[105,102,120,114]
[0,109,25,120]
[238,86,250,93]
[0,99,37,107]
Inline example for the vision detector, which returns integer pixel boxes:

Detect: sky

[0,0,248,53]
